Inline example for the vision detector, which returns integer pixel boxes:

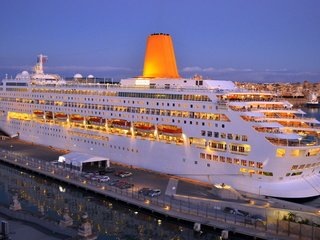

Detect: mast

[33,54,48,74]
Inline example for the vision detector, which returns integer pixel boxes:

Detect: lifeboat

[45,111,53,120]
[134,122,155,133]
[158,124,183,136]
[108,119,131,130]
[55,112,68,121]
[33,110,44,118]
[70,114,85,123]
[87,116,106,126]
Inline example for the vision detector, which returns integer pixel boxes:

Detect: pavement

[165,178,178,196]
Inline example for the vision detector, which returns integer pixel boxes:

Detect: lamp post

[259,186,261,196]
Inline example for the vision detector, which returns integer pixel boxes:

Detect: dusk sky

[0,0,319,82]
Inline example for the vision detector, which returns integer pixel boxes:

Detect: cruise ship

[1,33,320,199]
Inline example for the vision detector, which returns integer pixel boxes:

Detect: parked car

[234,209,250,217]
[91,176,101,181]
[223,207,249,217]
[119,183,134,189]
[98,176,110,182]
[108,179,120,186]
[245,214,266,225]
[223,207,236,214]
[83,174,93,179]
[115,171,133,178]
[138,188,152,196]
[149,189,161,197]
[115,181,127,188]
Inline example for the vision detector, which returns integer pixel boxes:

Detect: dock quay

[0,140,320,239]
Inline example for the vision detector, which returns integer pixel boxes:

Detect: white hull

[1,117,320,199]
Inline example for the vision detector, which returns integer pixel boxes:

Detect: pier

[0,140,320,239]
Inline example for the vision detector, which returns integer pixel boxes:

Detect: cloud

[180,66,320,82]
[47,65,133,72]
[182,66,238,73]
[0,65,134,73]
[182,66,203,72]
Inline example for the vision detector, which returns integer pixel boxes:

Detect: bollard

[77,212,97,239]
[59,206,73,227]
[1,221,9,238]
[193,222,201,232]
[221,230,229,239]
[9,193,21,211]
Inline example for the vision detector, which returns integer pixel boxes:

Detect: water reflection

[0,163,222,239]
[301,107,320,120]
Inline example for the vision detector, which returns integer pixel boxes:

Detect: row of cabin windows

[291,162,320,170]
[277,148,320,158]
[10,120,139,152]
[31,89,211,102]
[4,104,221,127]
[201,130,248,141]
[0,97,228,122]
[199,153,263,168]
[286,172,302,177]
[69,130,109,141]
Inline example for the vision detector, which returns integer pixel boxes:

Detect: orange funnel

[142,33,180,79]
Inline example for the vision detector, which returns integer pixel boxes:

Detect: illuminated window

[206,154,212,160]
[211,155,218,161]
[227,157,233,164]
[308,148,320,156]
[231,145,237,151]
[276,148,286,157]
[242,135,248,141]
[241,160,247,166]
[240,168,247,173]
[200,153,205,159]
[291,149,300,157]
[249,161,255,167]
[234,158,240,165]
[256,162,263,169]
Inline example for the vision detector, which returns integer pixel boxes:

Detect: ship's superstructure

[1,33,320,198]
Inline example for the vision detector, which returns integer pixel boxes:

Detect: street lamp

[259,186,261,196]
